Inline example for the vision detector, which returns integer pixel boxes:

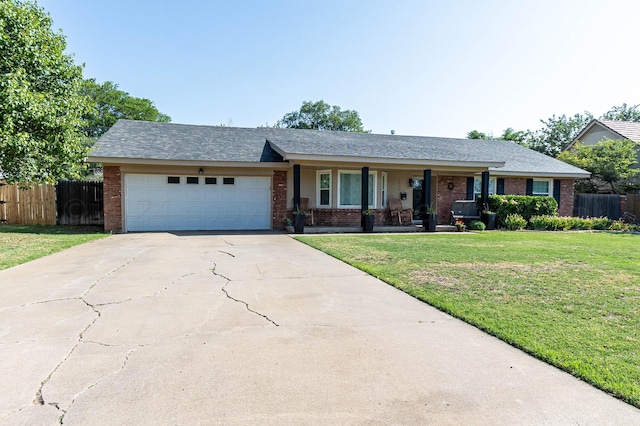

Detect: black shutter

[526,179,533,196]
[466,177,474,200]
[553,180,561,205]
[497,178,505,195]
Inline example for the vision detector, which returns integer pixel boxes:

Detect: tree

[601,103,640,122]
[276,100,368,132]
[557,138,639,193]
[81,79,171,138]
[524,112,593,157]
[499,127,527,144]
[0,0,90,184]
[466,130,490,139]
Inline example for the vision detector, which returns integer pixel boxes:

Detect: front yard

[297,231,640,408]
[0,225,107,271]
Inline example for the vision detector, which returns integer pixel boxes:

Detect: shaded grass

[0,225,108,270]
[296,232,640,407]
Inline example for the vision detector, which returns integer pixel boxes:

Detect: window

[186,176,199,184]
[338,170,376,208]
[316,170,331,207]
[532,179,551,196]
[473,177,496,199]
[167,176,180,184]
[223,177,235,185]
[205,177,217,185]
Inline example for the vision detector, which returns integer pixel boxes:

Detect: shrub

[488,195,558,228]
[467,220,486,231]
[505,213,527,230]
[592,217,611,230]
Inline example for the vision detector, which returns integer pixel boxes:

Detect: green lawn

[297,231,640,408]
[0,225,108,271]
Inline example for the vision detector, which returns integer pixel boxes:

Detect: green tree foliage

[0,0,90,184]
[557,138,639,193]
[466,130,490,139]
[524,112,593,157]
[81,79,171,138]
[601,103,640,122]
[276,100,368,132]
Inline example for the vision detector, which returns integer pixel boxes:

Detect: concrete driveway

[1,232,639,425]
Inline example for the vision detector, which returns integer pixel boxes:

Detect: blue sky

[38,0,640,138]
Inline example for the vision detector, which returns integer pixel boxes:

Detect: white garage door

[124,174,271,231]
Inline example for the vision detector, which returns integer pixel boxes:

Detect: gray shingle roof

[91,120,272,162]
[90,120,589,177]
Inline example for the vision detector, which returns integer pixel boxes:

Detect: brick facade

[103,166,122,233]
[437,176,470,225]
[272,170,287,230]
[504,178,526,195]
[557,179,574,216]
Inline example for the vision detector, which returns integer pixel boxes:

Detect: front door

[412,179,424,220]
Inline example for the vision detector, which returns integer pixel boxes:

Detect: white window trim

[316,170,332,208]
[473,177,497,199]
[337,170,377,208]
[381,172,388,208]
[532,178,553,196]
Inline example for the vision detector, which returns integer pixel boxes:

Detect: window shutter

[526,179,533,196]
[497,178,505,195]
[553,180,561,205]
[466,177,474,200]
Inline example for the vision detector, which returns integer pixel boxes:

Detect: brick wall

[311,208,390,227]
[558,179,574,216]
[272,170,287,230]
[436,176,470,225]
[103,166,122,233]
[504,178,526,195]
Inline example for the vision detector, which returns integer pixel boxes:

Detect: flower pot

[293,213,305,234]
[482,213,497,230]
[363,214,374,232]
[423,213,437,232]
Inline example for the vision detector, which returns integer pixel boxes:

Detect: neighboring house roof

[90,120,590,178]
[567,119,640,150]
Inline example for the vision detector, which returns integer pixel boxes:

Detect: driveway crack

[31,254,141,422]
[212,264,279,327]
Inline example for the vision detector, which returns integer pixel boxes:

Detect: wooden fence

[56,180,104,225]
[573,194,621,219]
[627,192,640,217]
[0,182,57,225]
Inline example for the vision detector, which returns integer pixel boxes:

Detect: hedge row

[487,195,558,227]
[529,215,640,232]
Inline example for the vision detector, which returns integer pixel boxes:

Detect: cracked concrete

[1,232,639,425]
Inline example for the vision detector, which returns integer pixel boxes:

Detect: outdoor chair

[388,198,413,225]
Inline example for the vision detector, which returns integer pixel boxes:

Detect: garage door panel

[125,174,271,231]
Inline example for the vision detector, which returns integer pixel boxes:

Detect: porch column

[423,169,432,212]
[481,171,490,209]
[361,166,369,229]
[293,164,301,210]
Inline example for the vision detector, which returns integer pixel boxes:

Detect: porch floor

[293,224,458,234]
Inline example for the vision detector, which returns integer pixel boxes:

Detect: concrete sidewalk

[1,232,638,425]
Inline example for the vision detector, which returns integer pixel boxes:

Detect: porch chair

[388,198,413,225]
[298,197,314,226]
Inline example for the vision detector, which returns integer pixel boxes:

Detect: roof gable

[568,119,640,150]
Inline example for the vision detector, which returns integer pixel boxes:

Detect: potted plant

[283,215,294,233]
[423,206,437,232]
[362,209,375,232]
[292,209,305,234]
[482,209,497,230]
[455,218,466,232]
